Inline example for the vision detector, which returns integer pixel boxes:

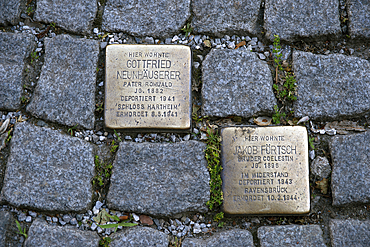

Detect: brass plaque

[221,126,310,215]
[105,45,191,130]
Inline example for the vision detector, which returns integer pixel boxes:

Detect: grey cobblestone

[107,141,210,216]
[258,225,325,247]
[0,211,14,246]
[202,49,276,118]
[1,122,95,212]
[192,0,260,37]
[34,0,97,34]
[330,131,370,206]
[102,0,190,38]
[293,51,370,120]
[310,156,331,179]
[24,219,100,247]
[0,32,35,110]
[264,0,341,42]
[347,0,370,39]
[27,34,99,129]
[182,229,253,247]
[0,0,22,25]
[110,226,168,247]
[330,219,370,247]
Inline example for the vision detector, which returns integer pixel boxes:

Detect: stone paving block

[110,226,168,247]
[311,156,331,179]
[330,219,370,247]
[24,219,100,247]
[264,0,341,42]
[347,0,370,39]
[329,131,370,206]
[258,225,325,247]
[0,122,95,212]
[182,229,253,247]
[27,34,99,129]
[0,211,14,247]
[202,49,276,118]
[293,51,370,120]
[102,0,190,38]
[0,0,22,25]
[34,0,97,34]
[192,0,260,36]
[107,141,209,216]
[0,32,35,110]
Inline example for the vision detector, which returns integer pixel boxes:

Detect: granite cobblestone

[192,0,260,37]
[0,122,95,212]
[25,219,100,247]
[0,0,22,25]
[0,32,35,110]
[202,49,276,118]
[107,141,210,216]
[34,0,97,34]
[102,0,190,38]
[330,219,370,246]
[293,51,370,120]
[330,131,370,206]
[182,229,253,247]
[27,34,99,129]
[347,0,370,39]
[264,0,341,42]
[258,225,325,247]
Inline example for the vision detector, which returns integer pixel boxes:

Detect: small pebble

[172,35,179,42]
[93,207,99,215]
[95,201,103,209]
[309,150,315,160]
[18,213,27,222]
[62,215,71,223]
[258,53,266,60]
[91,222,97,231]
[70,218,78,225]
[29,211,37,218]
[132,213,140,221]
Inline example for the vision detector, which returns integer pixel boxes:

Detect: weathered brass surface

[105,45,191,130]
[221,126,309,215]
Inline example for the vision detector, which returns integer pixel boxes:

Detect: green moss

[272,105,286,124]
[272,35,283,71]
[93,155,112,187]
[205,128,223,212]
[99,237,111,247]
[309,136,315,150]
[272,34,297,103]
[213,212,224,222]
[181,23,193,37]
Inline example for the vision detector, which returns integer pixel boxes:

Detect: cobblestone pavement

[0,0,370,246]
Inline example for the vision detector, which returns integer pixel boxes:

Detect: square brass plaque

[221,126,309,215]
[105,45,191,130]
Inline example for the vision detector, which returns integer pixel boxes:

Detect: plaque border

[220,125,310,216]
[104,44,192,133]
